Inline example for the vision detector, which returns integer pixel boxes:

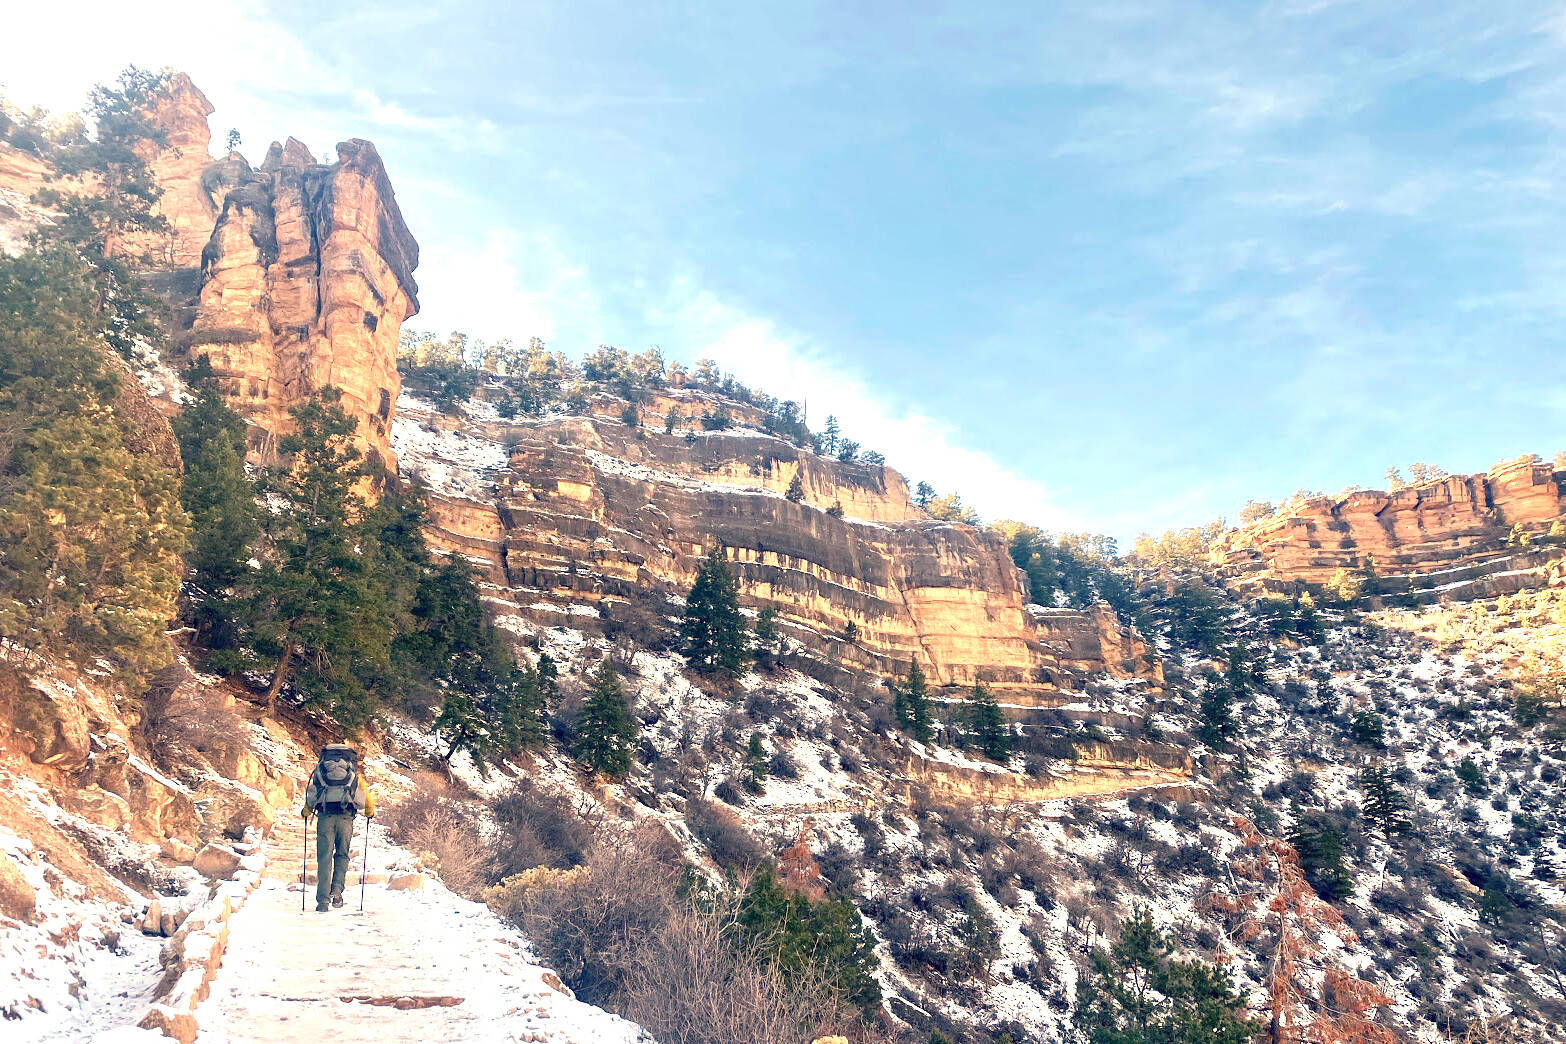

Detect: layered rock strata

[85,75,423,468]
[1212,457,1566,601]
[401,403,1159,701]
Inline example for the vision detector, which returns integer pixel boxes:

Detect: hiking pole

[301,815,308,913]
[359,818,370,913]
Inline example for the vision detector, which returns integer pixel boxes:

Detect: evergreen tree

[237,389,388,725]
[1349,709,1386,748]
[743,732,768,793]
[785,471,805,502]
[913,481,935,508]
[0,246,186,676]
[1286,805,1354,902]
[895,662,935,743]
[732,863,883,1018]
[821,414,840,455]
[968,683,1010,761]
[1360,763,1412,837]
[172,360,258,646]
[679,546,751,679]
[574,662,636,778]
[31,67,171,357]
[1074,907,1257,1044]
[752,606,780,671]
[1198,648,1251,748]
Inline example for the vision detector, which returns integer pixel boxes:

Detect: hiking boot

[330,894,344,908]
[315,902,329,912]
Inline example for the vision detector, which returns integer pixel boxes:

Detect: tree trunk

[266,642,294,714]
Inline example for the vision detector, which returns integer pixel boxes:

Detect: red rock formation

[185,137,418,468]
[401,402,1160,702]
[1212,456,1565,600]
[137,73,219,267]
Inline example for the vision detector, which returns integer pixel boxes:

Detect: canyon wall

[399,400,1160,701]
[1212,457,1566,601]
[123,75,421,468]
[185,137,418,467]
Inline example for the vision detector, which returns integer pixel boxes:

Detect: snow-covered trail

[198,817,645,1044]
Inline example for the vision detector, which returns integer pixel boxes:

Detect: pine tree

[31,67,171,357]
[1286,804,1354,902]
[913,481,935,508]
[733,863,882,1018]
[679,546,751,679]
[0,245,186,677]
[743,732,768,793]
[574,662,636,778]
[785,471,805,502]
[1360,763,1412,837]
[238,389,388,725]
[821,414,840,456]
[895,662,934,743]
[752,606,780,671]
[968,683,1010,761]
[172,360,258,634]
[1229,818,1400,1044]
[1074,907,1257,1044]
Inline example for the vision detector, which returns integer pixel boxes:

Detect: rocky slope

[398,390,1158,711]
[1212,457,1566,604]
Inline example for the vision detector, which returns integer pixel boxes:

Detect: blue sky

[8,2,1566,541]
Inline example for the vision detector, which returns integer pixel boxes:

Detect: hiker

[301,744,375,912]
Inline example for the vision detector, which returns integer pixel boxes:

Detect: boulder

[58,785,133,830]
[192,844,242,881]
[15,678,90,771]
[161,838,196,863]
[0,854,36,923]
[193,778,273,842]
[140,900,164,935]
[387,873,424,891]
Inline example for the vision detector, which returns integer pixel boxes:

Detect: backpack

[311,744,360,814]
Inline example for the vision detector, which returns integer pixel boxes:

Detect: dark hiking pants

[315,812,354,905]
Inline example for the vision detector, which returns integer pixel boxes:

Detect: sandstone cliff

[185,137,418,467]
[396,396,1160,703]
[1211,456,1566,602]
[118,76,421,469]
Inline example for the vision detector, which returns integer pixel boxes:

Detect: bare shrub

[686,796,763,871]
[512,823,869,1044]
[381,790,490,897]
[489,780,598,878]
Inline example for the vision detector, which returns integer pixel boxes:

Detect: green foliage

[826,499,844,518]
[573,662,636,778]
[1198,647,1252,747]
[1324,567,1365,605]
[1287,805,1354,902]
[894,662,934,743]
[1129,520,1227,568]
[173,361,258,613]
[742,732,768,793]
[399,360,478,414]
[1257,593,1322,644]
[31,66,170,358]
[1350,709,1387,748]
[700,408,732,431]
[222,389,388,726]
[1359,763,1412,837]
[967,683,1010,761]
[785,472,805,502]
[1456,757,1487,796]
[926,491,980,525]
[679,546,751,680]
[1073,908,1258,1044]
[0,245,186,677]
[752,606,780,671]
[732,864,883,1018]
